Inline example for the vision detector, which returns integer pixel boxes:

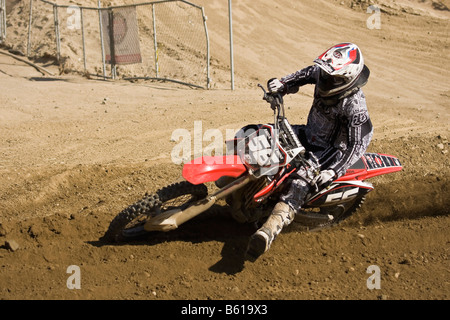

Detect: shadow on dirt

[89,177,450,274]
[432,2,449,11]
[90,205,257,275]
[28,77,70,82]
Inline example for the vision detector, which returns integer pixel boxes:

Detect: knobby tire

[103,181,208,242]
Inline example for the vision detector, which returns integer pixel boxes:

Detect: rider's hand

[315,169,336,188]
[268,78,285,93]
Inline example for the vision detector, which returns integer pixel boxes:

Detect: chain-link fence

[2,0,210,88]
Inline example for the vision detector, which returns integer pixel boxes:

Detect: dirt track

[0,0,449,301]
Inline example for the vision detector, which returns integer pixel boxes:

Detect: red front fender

[182,155,247,185]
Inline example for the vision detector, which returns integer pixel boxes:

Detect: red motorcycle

[104,85,402,241]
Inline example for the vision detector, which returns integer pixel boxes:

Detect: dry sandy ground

[0,0,449,303]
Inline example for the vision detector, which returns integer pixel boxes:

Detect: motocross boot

[246,202,295,261]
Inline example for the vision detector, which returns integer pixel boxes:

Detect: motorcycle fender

[182,155,247,185]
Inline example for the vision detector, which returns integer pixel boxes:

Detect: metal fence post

[0,0,1,43]
[0,0,6,43]
[108,8,116,79]
[151,3,159,78]
[80,8,87,74]
[53,4,61,63]
[201,7,210,89]
[228,0,234,91]
[27,0,33,57]
[98,1,106,79]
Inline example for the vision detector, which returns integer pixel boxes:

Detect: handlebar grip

[258,83,283,110]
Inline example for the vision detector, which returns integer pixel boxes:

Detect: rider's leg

[246,201,295,260]
[246,179,310,260]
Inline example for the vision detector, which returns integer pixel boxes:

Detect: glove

[268,78,285,93]
[314,169,336,188]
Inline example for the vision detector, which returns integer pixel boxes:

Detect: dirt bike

[104,85,402,242]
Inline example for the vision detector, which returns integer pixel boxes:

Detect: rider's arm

[280,65,319,94]
[328,90,374,178]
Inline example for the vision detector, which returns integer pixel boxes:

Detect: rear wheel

[104,181,208,242]
[321,195,365,224]
[296,196,366,231]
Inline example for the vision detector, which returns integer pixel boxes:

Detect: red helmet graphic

[314,43,366,97]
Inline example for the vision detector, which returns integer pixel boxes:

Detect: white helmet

[314,43,367,97]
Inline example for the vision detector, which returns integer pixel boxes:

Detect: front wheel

[103,181,208,242]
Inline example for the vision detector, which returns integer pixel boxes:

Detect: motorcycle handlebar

[256,84,287,167]
[258,84,283,111]
[251,84,308,173]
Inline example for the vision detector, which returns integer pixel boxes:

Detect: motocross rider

[246,43,374,260]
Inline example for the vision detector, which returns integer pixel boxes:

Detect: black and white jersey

[281,65,374,178]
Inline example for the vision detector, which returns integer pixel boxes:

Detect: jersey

[281,65,373,178]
